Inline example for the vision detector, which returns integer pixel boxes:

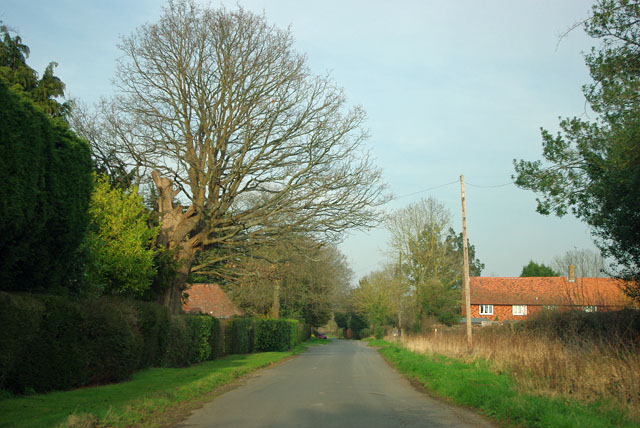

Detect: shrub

[254,319,298,352]
[524,309,640,346]
[225,318,255,355]
[133,301,171,368]
[83,175,159,297]
[375,326,385,340]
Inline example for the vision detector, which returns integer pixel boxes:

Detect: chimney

[568,265,576,282]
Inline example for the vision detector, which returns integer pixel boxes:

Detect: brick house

[182,283,244,318]
[463,276,632,322]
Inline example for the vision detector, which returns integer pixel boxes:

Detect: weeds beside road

[0,339,328,428]
[369,311,640,428]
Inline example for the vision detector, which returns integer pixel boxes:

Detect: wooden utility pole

[460,175,472,348]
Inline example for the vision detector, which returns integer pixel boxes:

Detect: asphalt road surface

[176,339,496,428]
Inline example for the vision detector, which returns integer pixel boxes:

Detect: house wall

[465,304,544,321]
[464,304,627,322]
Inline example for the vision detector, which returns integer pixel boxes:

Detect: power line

[390,180,459,201]
[466,180,514,188]
[388,178,514,202]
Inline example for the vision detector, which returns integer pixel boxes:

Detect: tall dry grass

[398,311,640,421]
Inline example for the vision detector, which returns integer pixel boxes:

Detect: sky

[1,0,602,281]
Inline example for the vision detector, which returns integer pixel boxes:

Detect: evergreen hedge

[163,316,190,368]
[254,319,299,352]
[0,293,223,391]
[0,293,142,393]
[134,301,171,368]
[298,323,311,343]
[0,291,307,395]
[0,81,92,293]
[225,318,255,355]
[79,298,142,386]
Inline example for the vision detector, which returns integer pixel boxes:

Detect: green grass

[371,340,638,428]
[0,340,327,428]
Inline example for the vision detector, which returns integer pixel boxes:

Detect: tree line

[0,1,386,327]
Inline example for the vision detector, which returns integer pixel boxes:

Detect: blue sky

[1,1,601,281]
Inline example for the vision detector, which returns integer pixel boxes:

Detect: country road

[176,340,496,428]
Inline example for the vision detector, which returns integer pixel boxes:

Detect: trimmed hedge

[0,293,224,391]
[6,294,88,392]
[0,291,308,395]
[80,298,142,386]
[162,315,222,367]
[0,293,143,393]
[0,292,45,392]
[162,316,190,368]
[225,318,255,355]
[134,301,171,368]
[207,316,223,360]
[185,315,220,364]
[254,319,299,352]
[298,323,311,343]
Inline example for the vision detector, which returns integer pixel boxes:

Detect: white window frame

[582,305,598,313]
[479,304,493,315]
[512,304,528,316]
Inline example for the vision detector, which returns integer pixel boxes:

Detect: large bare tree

[85,1,386,312]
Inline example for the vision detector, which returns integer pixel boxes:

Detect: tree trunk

[152,171,203,314]
[270,281,281,319]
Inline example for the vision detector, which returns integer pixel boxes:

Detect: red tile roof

[470,277,632,307]
[182,283,244,318]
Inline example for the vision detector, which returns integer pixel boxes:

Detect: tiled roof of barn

[182,283,244,318]
[469,277,631,307]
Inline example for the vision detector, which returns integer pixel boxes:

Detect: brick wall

[464,304,544,321]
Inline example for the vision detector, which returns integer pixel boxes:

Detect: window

[583,305,598,313]
[512,305,527,316]
[479,304,493,315]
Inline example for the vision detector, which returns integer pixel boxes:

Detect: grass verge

[368,339,638,428]
[0,339,328,428]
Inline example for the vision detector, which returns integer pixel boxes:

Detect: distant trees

[552,248,607,278]
[513,0,640,300]
[346,197,484,331]
[520,261,560,277]
[78,1,387,312]
[351,267,406,333]
[211,237,352,327]
[385,197,484,326]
